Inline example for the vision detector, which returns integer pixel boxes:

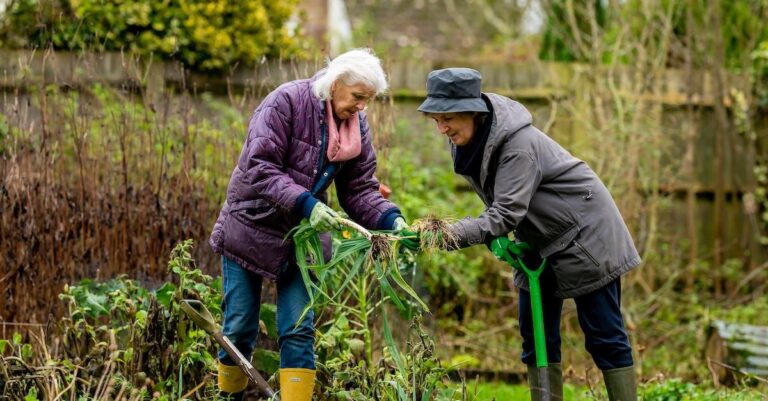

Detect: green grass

[474,382,593,401]
[471,382,535,400]
[442,381,593,401]
[448,380,767,401]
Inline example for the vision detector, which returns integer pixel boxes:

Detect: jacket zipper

[574,240,600,267]
[312,122,327,196]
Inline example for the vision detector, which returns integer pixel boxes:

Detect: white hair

[311,48,388,100]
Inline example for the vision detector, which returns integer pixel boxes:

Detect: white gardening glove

[392,217,408,232]
[309,202,343,232]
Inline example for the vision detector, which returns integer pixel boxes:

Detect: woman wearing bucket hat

[403,68,640,401]
[208,48,407,401]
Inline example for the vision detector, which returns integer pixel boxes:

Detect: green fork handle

[502,253,551,401]
[515,256,549,369]
[180,300,280,401]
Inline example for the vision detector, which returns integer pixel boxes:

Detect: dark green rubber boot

[603,366,637,401]
[527,363,563,401]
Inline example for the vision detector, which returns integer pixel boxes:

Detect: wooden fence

[1,49,765,275]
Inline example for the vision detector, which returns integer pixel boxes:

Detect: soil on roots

[411,216,459,251]
[370,233,395,261]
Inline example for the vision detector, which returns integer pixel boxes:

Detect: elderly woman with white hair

[209,48,407,400]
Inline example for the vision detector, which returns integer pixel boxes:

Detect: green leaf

[334,251,368,298]
[252,348,280,376]
[24,387,39,401]
[84,291,109,317]
[382,309,406,376]
[135,310,148,327]
[21,344,33,360]
[375,264,406,313]
[294,237,319,324]
[260,303,278,340]
[387,261,429,312]
[155,282,176,308]
[124,347,134,363]
[185,350,202,361]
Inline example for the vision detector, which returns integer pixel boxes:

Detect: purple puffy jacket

[209,72,400,279]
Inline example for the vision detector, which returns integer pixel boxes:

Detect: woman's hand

[392,217,409,232]
[309,202,343,232]
[489,236,531,266]
[399,228,421,251]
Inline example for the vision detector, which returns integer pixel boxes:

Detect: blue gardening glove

[309,202,343,232]
[399,228,421,251]
[392,217,408,232]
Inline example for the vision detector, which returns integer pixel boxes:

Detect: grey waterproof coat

[451,94,641,298]
[209,73,399,280]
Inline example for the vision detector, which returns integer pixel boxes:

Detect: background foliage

[0,0,306,70]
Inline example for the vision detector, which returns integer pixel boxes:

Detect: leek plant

[291,218,464,400]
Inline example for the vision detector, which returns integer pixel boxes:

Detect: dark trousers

[518,274,633,370]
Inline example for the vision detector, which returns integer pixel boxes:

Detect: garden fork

[180,299,280,401]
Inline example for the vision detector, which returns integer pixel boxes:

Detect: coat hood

[478,93,534,187]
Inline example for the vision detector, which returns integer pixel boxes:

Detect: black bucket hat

[417,68,489,114]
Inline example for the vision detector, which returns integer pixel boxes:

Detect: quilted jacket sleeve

[237,88,307,213]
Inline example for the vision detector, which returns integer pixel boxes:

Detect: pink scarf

[326,99,361,162]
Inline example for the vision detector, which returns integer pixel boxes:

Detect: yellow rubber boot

[218,361,248,399]
[280,368,316,401]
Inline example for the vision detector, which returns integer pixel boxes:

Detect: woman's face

[430,113,476,146]
[331,82,376,120]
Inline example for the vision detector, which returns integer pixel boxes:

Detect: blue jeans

[519,274,633,370]
[218,256,315,369]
